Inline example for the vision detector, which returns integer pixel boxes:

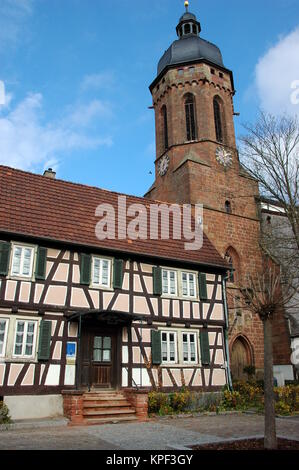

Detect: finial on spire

[184,1,189,12]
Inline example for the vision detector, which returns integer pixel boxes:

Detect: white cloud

[0,92,113,171]
[81,72,115,91]
[0,0,34,51]
[255,27,299,116]
[65,99,114,127]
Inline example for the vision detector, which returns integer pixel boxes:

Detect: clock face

[215,147,233,168]
[158,154,170,176]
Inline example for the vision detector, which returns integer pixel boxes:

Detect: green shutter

[80,253,91,285]
[38,320,52,361]
[199,273,208,300]
[151,330,162,365]
[200,328,210,365]
[113,259,124,289]
[0,242,11,276]
[153,266,162,296]
[35,247,47,280]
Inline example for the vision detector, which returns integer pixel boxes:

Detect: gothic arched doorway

[230,336,253,380]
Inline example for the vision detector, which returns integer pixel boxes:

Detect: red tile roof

[0,165,228,269]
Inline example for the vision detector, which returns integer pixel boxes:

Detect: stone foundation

[62,390,84,426]
[123,388,149,421]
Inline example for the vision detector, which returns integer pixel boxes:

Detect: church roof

[0,165,228,270]
[157,35,224,76]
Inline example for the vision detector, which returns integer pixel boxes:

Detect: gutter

[222,274,233,391]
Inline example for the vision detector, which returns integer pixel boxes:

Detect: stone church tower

[145,4,265,378]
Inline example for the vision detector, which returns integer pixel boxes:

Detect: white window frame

[10,243,35,279]
[162,269,178,297]
[161,330,178,364]
[182,331,198,364]
[181,271,197,298]
[13,319,38,359]
[0,318,9,358]
[91,256,112,288]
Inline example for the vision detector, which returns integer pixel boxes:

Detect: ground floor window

[0,318,9,357]
[160,330,201,365]
[13,320,38,358]
[182,332,197,364]
[161,331,177,363]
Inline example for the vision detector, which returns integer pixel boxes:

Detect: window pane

[0,320,6,355]
[182,274,188,296]
[101,260,109,285]
[162,332,167,342]
[93,349,102,361]
[12,247,22,275]
[162,271,169,294]
[162,340,167,361]
[94,336,102,348]
[102,349,111,362]
[22,248,32,276]
[25,344,33,356]
[93,258,100,284]
[103,336,111,349]
[14,321,24,355]
[169,272,176,295]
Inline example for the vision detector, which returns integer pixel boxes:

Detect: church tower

[145,2,266,379]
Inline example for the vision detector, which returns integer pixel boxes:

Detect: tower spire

[184,1,189,12]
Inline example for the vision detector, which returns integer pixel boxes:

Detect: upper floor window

[162,269,177,296]
[213,96,223,143]
[182,332,198,364]
[11,244,35,278]
[13,319,37,358]
[161,105,169,150]
[161,331,177,363]
[181,272,197,298]
[92,257,111,287]
[0,318,9,357]
[185,94,197,142]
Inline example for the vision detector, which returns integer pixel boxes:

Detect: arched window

[161,105,168,150]
[225,247,240,284]
[225,200,232,214]
[184,24,191,35]
[185,94,197,142]
[213,96,223,143]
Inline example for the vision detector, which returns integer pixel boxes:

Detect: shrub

[170,390,192,412]
[0,402,11,425]
[148,392,169,414]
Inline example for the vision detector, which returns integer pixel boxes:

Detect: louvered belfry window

[185,94,197,142]
[214,97,223,142]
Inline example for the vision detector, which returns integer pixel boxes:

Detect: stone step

[83,415,138,426]
[83,407,136,417]
[83,400,131,408]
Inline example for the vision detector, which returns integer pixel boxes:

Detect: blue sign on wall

[66,342,76,358]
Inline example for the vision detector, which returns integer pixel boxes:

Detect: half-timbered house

[0,165,230,423]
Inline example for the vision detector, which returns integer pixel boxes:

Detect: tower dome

[156,7,224,77]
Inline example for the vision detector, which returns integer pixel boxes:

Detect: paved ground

[0,414,299,450]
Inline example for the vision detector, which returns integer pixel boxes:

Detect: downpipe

[222,275,233,391]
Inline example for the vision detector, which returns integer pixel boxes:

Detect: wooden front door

[231,338,249,380]
[81,327,118,389]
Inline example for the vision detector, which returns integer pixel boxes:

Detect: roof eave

[149,59,235,94]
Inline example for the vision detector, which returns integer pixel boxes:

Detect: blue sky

[0,0,298,196]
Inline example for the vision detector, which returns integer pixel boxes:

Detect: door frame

[78,322,122,390]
